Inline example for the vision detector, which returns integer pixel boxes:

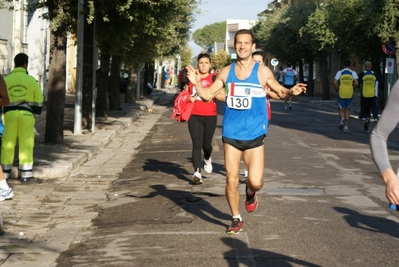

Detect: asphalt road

[56,92,399,267]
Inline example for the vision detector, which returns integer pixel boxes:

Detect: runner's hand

[291,83,307,96]
[185,66,200,85]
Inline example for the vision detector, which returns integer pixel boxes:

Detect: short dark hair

[14,53,29,67]
[252,50,264,59]
[234,29,255,44]
[343,60,351,67]
[197,53,211,63]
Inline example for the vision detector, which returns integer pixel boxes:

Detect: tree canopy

[192,21,226,50]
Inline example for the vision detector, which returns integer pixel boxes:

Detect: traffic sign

[271,58,279,66]
[382,41,396,55]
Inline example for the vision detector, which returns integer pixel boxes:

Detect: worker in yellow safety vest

[2,53,43,183]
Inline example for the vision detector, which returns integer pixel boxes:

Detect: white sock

[233,214,242,221]
[0,179,9,190]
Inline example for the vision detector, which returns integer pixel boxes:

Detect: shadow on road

[334,207,399,239]
[141,184,231,227]
[221,237,322,267]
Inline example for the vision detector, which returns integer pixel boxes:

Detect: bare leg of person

[224,143,242,216]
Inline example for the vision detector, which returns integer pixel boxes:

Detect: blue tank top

[222,62,267,140]
[284,68,295,85]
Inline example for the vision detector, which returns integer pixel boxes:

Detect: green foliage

[374,0,399,44]
[326,0,387,63]
[93,0,198,65]
[254,2,316,64]
[211,50,231,70]
[254,0,398,65]
[192,21,226,49]
[301,7,336,53]
[179,45,193,67]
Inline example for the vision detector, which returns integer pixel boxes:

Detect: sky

[189,0,273,55]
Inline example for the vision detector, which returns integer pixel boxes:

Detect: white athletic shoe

[204,157,213,173]
[0,187,13,201]
[192,171,203,185]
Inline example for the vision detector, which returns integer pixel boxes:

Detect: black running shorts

[222,134,265,151]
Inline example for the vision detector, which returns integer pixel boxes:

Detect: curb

[8,92,166,180]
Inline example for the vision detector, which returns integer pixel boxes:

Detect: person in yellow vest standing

[333,60,359,133]
[2,53,43,183]
[358,61,380,133]
[0,74,12,200]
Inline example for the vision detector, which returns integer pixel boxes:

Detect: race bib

[226,96,252,110]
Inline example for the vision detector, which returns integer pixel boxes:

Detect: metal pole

[156,59,161,89]
[177,54,181,74]
[74,0,84,134]
[136,67,141,100]
[91,17,98,133]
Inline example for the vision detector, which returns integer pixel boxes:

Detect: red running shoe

[226,218,243,235]
[245,186,258,213]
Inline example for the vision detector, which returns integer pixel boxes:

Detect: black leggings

[361,96,375,119]
[188,115,217,173]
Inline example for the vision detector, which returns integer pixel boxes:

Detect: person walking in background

[0,74,12,200]
[187,53,219,185]
[282,63,298,110]
[333,60,359,133]
[277,66,284,85]
[358,61,380,132]
[186,29,306,235]
[2,53,43,183]
[178,68,188,91]
[165,69,170,87]
[370,80,399,208]
[252,50,280,120]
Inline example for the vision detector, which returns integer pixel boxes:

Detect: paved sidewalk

[6,89,168,180]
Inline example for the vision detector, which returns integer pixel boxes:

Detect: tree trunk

[82,20,94,129]
[143,63,149,97]
[319,53,331,100]
[124,64,137,103]
[44,22,67,144]
[96,52,110,118]
[298,60,304,83]
[307,58,314,97]
[108,55,121,110]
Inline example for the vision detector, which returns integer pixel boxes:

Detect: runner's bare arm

[186,65,226,101]
[260,66,307,98]
[214,89,226,102]
[267,90,280,100]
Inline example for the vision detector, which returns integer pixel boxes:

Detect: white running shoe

[204,157,213,173]
[192,171,203,185]
[343,126,349,133]
[0,187,13,201]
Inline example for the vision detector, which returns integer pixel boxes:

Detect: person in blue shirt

[185,29,307,235]
[282,63,298,110]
